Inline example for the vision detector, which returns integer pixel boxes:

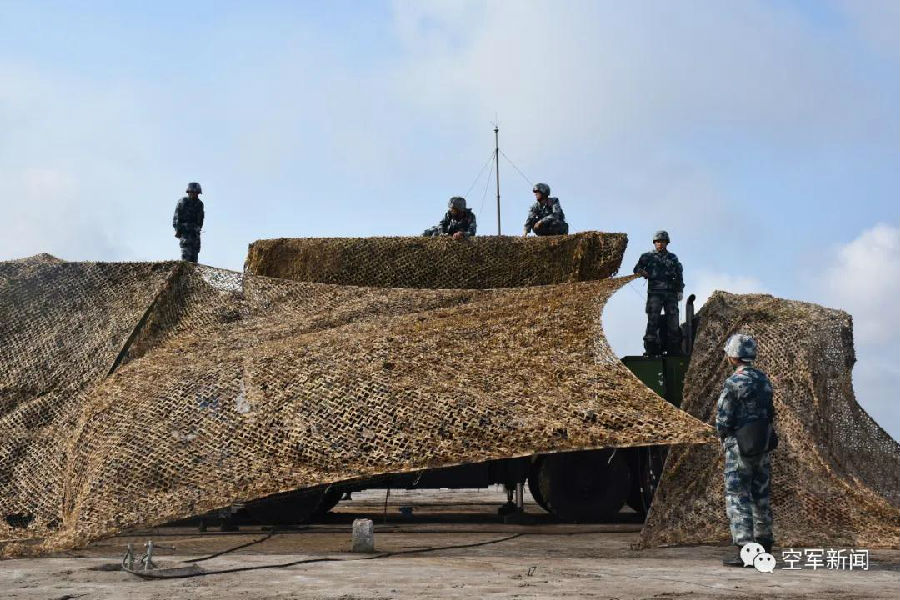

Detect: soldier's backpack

[735,419,778,457]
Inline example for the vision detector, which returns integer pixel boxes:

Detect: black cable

[477,156,495,217]
[465,151,497,198]
[125,533,524,580]
[183,528,281,564]
[498,149,533,187]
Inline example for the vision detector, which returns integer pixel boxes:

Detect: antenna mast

[494,125,501,235]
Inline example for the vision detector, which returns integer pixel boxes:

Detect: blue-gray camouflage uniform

[716,365,775,546]
[423,208,477,238]
[524,198,568,236]
[173,196,204,263]
[633,249,684,354]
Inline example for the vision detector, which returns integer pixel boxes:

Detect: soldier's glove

[677,293,683,301]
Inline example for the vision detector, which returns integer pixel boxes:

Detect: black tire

[527,459,551,513]
[536,449,631,522]
[245,489,328,525]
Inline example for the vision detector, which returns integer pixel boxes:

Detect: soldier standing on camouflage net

[423,196,477,239]
[716,334,776,567]
[523,183,568,236]
[173,182,205,263]
[633,230,683,355]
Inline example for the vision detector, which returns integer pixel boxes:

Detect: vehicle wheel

[245,489,328,525]
[627,446,668,516]
[527,459,551,513]
[536,449,631,522]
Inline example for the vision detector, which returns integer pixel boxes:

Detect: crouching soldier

[423,196,477,239]
[523,183,568,236]
[717,334,776,567]
[633,230,683,355]
[173,182,205,263]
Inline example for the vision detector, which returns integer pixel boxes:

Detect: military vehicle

[236,235,700,526]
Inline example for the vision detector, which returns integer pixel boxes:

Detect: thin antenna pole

[494,125,501,235]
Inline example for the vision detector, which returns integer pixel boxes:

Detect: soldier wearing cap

[173,182,205,263]
[523,183,568,236]
[717,333,776,567]
[633,230,684,355]
[423,197,477,239]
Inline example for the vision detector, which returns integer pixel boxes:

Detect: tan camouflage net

[0,255,713,557]
[640,292,900,549]
[245,232,628,288]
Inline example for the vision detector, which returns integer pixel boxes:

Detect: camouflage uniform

[423,208,477,238]
[173,196,204,263]
[716,364,775,547]
[524,198,568,236]
[633,248,684,354]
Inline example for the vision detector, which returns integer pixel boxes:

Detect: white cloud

[821,223,900,345]
[817,223,900,441]
[691,271,769,311]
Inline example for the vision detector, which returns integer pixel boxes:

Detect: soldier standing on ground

[523,183,568,236]
[633,230,684,355]
[423,196,477,239]
[716,334,776,567]
[173,182,205,263]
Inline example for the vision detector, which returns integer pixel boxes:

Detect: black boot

[722,547,745,567]
[756,537,774,554]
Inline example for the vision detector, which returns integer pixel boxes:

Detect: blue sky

[1,0,898,438]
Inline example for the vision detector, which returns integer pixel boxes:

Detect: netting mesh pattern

[0,260,713,557]
[639,292,900,549]
[245,232,627,288]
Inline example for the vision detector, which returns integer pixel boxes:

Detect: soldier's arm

[523,206,538,233]
[173,199,184,231]
[715,382,737,440]
[198,201,205,230]
[466,212,477,237]
[675,257,684,293]
[633,254,648,276]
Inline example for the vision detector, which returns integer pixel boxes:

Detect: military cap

[448,196,467,210]
[532,182,551,197]
[653,230,670,243]
[186,182,203,194]
[724,334,758,361]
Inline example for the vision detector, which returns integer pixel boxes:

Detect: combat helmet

[653,230,670,243]
[532,183,551,197]
[724,334,758,362]
[186,182,203,194]
[448,196,467,210]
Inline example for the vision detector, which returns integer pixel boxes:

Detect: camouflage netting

[0,258,713,557]
[245,232,627,288]
[640,292,900,549]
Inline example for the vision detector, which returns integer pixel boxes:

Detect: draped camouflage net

[0,245,713,557]
[640,292,900,549]
[245,232,628,288]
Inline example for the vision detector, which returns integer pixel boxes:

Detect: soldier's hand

[452,231,464,240]
[639,269,649,278]
[533,221,542,231]
[677,293,684,301]
[174,232,179,238]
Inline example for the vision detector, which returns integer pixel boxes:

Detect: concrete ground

[2,488,897,599]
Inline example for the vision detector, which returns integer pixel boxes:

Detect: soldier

[423,196,477,239]
[716,334,776,567]
[523,183,568,236]
[633,230,684,355]
[173,182,205,263]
